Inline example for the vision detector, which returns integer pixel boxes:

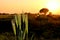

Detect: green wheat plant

[11,14,28,40]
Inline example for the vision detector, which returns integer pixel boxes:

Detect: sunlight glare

[46,0,59,12]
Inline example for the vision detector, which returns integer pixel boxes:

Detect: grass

[28,14,60,40]
[0,32,16,40]
[1,14,60,40]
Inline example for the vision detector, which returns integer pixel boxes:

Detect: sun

[46,0,59,12]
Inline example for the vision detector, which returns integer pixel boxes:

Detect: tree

[39,8,49,15]
[49,12,52,15]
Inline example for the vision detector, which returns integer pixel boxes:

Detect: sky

[0,0,60,14]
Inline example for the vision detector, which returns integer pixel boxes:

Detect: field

[0,14,60,40]
[28,14,60,40]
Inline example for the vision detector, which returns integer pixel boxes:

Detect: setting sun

[46,0,59,13]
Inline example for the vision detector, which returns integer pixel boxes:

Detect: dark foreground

[0,32,16,40]
[28,14,60,40]
[0,14,60,40]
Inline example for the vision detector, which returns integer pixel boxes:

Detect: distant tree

[39,8,49,15]
[49,12,52,15]
[47,12,52,17]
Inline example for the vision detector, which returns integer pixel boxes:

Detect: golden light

[46,0,59,12]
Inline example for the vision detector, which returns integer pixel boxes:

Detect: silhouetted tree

[47,12,52,16]
[49,12,52,15]
[39,8,49,15]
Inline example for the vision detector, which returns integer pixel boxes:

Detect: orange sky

[0,0,60,14]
